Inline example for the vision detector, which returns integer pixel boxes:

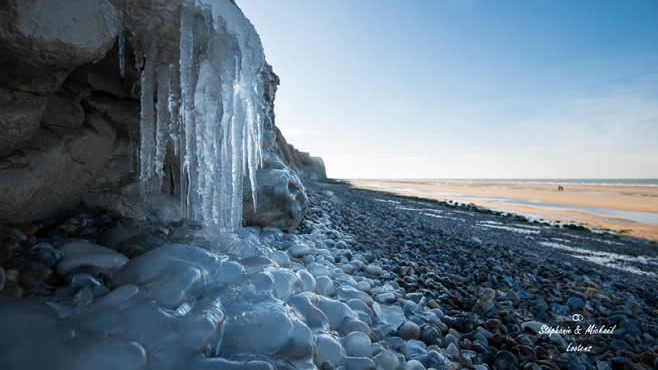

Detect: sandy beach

[349,179,658,241]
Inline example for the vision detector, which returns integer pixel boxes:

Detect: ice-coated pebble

[56,241,129,276]
[344,356,376,370]
[365,264,382,276]
[194,358,274,370]
[289,243,311,258]
[96,284,140,308]
[340,318,371,336]
[307,262,332,278]
[316,275,336,296]
[342,331,372,357]
[403,340,427,358]
[375,292,396,304]
[406,359,426,370]
[239,256,275,274]
[342,263,356,275]
[398,320,421,340]
[415,350,449,370]
[271,251,291,268]
[69,340,147,370]
[297,270,316,292]
[337,286,374,306]
[374,350,400,370]
[220,300,301,356]
[268,268,303,300]
[356,280,371,292]
[315,334,346,367]
[316,296,358,330]
[287,293,329,329]
[72,286,94,307]
[374,303,406,329]
[351,259,365,270]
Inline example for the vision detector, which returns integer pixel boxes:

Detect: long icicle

[154,64,170,191]
[139,47,156,195]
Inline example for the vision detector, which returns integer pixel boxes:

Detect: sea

[418,179,658,187]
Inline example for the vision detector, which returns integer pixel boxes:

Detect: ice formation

[118,33,126,77]
[137,0,266,229]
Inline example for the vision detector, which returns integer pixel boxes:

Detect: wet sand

[348,179,658,241]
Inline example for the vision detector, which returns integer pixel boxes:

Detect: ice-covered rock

[315,334,347,367]
[56,241,128,276]
[342,331,372,357]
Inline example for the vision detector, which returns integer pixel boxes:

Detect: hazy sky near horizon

[238,0,658,179]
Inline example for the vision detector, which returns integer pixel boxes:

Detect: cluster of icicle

[124,0,266,229]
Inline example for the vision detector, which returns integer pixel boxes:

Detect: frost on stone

[136,0,267,229]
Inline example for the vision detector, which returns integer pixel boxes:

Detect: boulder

[0,0,120,93]
[244,168,309,232]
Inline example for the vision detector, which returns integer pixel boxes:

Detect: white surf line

[476,224,541,235]
[375,198,401,205]
[479,220,504,225]
[538,241,658,277]
[395,206,424,212]
[512,223,546,230]
[422,213,466,222]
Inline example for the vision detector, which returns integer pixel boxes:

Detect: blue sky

[238,0,658,179]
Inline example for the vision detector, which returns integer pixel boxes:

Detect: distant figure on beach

[557,185,564,192]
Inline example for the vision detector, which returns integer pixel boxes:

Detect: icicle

[118,33,126,78]
[179,2,197,220]
[134,0,269,229]
[139,48,156,195]
[154,64,170,190]
[230,56,245,228]
[168,64,181,156]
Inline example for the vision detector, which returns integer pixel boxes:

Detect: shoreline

[348,179,658,242]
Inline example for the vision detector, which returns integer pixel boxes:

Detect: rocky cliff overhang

[0,0,322,231]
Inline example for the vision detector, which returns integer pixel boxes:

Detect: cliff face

[274,126,327,181]
[0,0,317,231]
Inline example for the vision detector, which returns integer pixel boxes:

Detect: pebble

[31,242,63,267]
[375,292,396,304]
[494,350,519,370]
[271,251,291,268]
[56,241,129,276]
[473,288,496,314]
[374,350,400,370]
[398,320,421,340]
[342,264,356,275]
[567,296,586,310]
[521,321,543,334]
[419,325,440,345]
[365,264,382,276]
[316,276,336,296]
[315,334,346,367]
[356,281,371,292]
[446,343,460,360]
[342,331,372,357]
[344,356,376,370]
[297,270,316,292]
[289,243,311,258]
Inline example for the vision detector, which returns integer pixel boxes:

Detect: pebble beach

[2,180,656,369]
